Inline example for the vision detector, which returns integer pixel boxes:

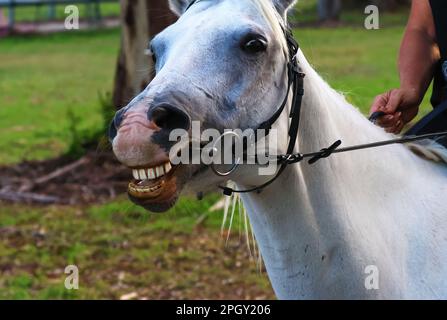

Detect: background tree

[318,0,342,23]
[112,0,176,109]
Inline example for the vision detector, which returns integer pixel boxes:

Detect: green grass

[0,28,120,164]
[298,26,404,110]
[0,195,272,299]
[295,26,433,118]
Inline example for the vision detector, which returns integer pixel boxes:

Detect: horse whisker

[243,203,253,260]
[225,191,238,245]
[220,183,233,237]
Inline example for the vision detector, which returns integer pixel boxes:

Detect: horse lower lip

[127,164,179,200]
[128,179,166,199]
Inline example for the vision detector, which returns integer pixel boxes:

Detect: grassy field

[0,29,119,164]
[0,195,275,299]
[1,7,432,299]
[298,26,407,109]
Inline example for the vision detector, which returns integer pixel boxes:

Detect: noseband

[217,28,306,196]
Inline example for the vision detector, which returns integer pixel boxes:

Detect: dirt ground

[0,153,275,299]
[0,150,129,205]
[0,202,275,299]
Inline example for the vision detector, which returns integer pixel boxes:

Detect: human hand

[370,88,421,134]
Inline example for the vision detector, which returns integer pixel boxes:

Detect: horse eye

[147,45,157,64]
[242,38,268,54]
[151,49,157,64]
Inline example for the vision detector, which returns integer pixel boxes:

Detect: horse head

[110,0,297,212]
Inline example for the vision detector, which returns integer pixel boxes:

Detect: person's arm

[370,0,440,133]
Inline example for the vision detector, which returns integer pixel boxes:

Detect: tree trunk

[148,0,177,36]
[112,0,176,110]
[318,0,342,22]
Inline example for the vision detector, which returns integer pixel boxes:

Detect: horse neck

[239,52,435,299]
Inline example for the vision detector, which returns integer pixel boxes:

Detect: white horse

[110,0,447,299]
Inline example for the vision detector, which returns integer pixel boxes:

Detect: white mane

[253,0,289,55]
[298,50,447,165]
[253,0,447,164]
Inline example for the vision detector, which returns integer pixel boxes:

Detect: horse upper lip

[117,112,160,133]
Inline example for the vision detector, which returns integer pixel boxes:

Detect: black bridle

[185,0,306,196]
[185,0,447,197]
[217,28,306,196]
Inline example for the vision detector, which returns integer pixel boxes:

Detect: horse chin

[124,160,250,212]
[126,164,198,213]
[128,193,179,213]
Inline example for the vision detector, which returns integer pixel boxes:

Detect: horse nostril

[149,105,191,132]
[108,108,126,142]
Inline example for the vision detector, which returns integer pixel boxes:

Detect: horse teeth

[147,168,156,180]
[155,166,165,178]
[164,162,172,174]
[131,162,172,181]
[139,169,147,180]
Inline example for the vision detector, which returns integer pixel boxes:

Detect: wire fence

[0,0,119,29]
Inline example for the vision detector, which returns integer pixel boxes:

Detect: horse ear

[168,0,193,16]
[272,0,298,17]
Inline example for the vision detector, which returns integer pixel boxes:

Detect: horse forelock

[251,0,289,57]
[185,0,289,55]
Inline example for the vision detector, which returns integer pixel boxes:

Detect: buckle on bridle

[209,131,243,177]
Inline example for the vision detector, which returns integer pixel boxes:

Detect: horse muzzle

[109,101,192,212]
